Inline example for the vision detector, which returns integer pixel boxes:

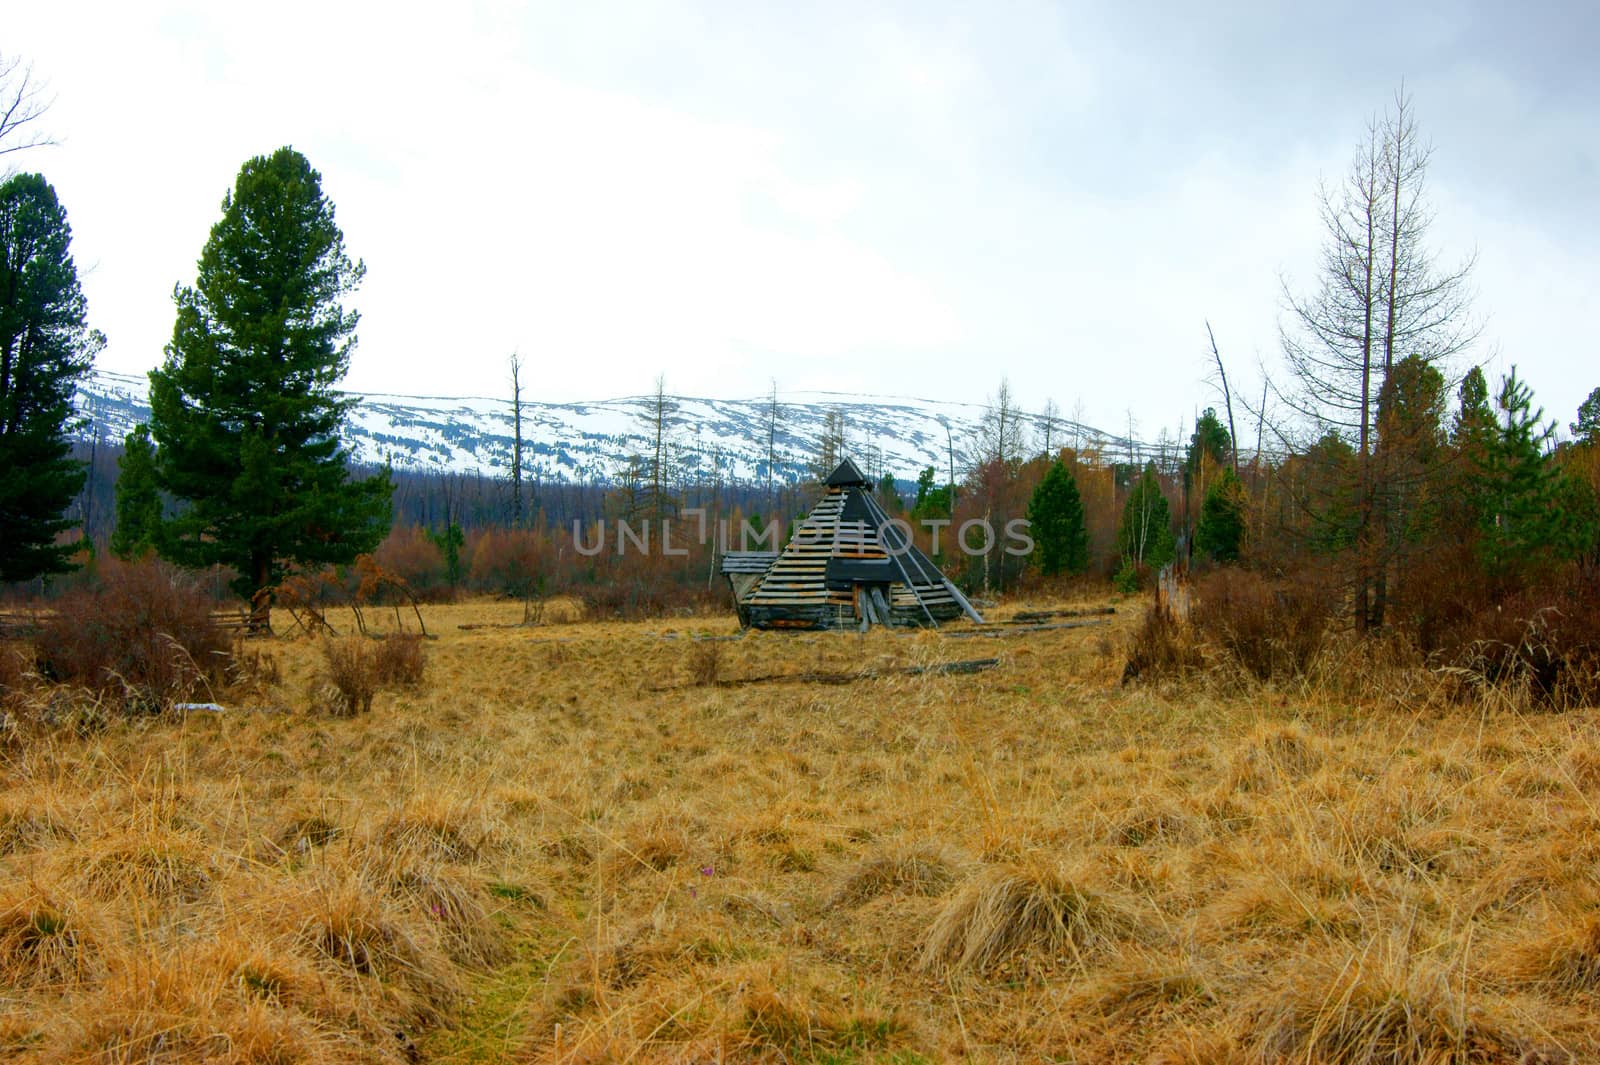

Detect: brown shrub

[373,633,428,688]
[1192,567,1333,683]
[1121,605,1203,684]
[0,641,32,696]
[32,559,231,712]
[1439,582,1600,709]
[319,638,376,716]
[317,633,427,715]
[686,641,722,685]
[374,525,451,601]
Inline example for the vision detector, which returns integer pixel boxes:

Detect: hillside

[73,370,1120,485]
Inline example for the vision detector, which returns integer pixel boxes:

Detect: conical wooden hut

[722,459,982,630]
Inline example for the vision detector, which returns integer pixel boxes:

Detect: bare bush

[373,634,427,689]
[1120,605,1203,684]
[1193,567,1334,683]
[32,560,230,713]
[318,639,376,716]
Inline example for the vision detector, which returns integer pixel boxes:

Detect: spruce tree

[111,424,163,559]
[1573,387,1600,445]
[1195,467,1246,563]
[1026,459,1087,576]
[1184,408,1231,486]
[0,173,102,582]
[148,147,391,619]
[1475,368,1576,580]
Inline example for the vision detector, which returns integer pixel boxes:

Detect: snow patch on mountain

[73,369,1120,484]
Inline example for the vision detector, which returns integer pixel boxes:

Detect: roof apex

[825,458,870,487]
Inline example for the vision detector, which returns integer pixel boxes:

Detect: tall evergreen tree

[1185,408,1231,486]
[1027,459,1088,576]
[1194,467,1246,563]
[1452,366,1495,449]
[1475,368,1576,580]
[111,424,162,559]
[0,173,101,582]
[1573,386,1600,445]
[148,147,390,619]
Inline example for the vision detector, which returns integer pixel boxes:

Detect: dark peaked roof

[825,458,869,487]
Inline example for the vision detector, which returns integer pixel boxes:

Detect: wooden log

[943,619,1109,638]
[649,657,1000,690]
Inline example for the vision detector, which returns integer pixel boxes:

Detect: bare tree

[764,378,782,509]
[940,417,959,509]
[635,374,681,520]
[1037,397,1061,459]
[1068,398,1087,451]
[971,377,1026,470]
[0,55,53,163]
[1278,88,1478,628]
[811,406,847,482]
[509,351,525,525]
[1204,321,1239,477]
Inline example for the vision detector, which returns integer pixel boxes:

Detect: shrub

[32,559,231,712]
[1121,604,1202,684]
[318,634,427,715]
[1192,567,1333,683]
[372,633,427,688]
[1440,583,1600,709]
[0,641,34,701]
[373,526,450,602]
[318,638,376,716]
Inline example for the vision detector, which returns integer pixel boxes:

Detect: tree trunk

[249,551,272,633]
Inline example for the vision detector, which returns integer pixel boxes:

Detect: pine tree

[876,472,902,511]
[1118,463,1175,572]
[1184,408,1231,486]
[0,173,102,582]
[111,424,162,559]
[1573,386,1600,445]
[148,148,391,620]
[1195,467,1246,563]
[1027,460,1087,576]
[1475,367,1577,580]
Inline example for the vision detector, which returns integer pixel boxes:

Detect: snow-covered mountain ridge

[74,369,1122,485]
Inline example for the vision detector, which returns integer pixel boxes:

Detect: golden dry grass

[1,593,1597,1063]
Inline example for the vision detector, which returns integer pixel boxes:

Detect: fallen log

[943,619,1110,638]
[650,657,1000,691]
[1007,606,1116,624]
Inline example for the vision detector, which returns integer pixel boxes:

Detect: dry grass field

[2,594,1599,1063]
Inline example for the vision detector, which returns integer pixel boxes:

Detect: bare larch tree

[1278,88,1478,629]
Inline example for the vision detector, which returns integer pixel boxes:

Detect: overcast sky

[9,1,1597,439]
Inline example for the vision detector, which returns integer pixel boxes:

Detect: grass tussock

[738,980,909,1057]
[920,859,1129,976]
[1501,911,1600,996]
[1249,943,1531,1064]
[831,842,960,907]
[75,829,217,903]
[0,882,98,989]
